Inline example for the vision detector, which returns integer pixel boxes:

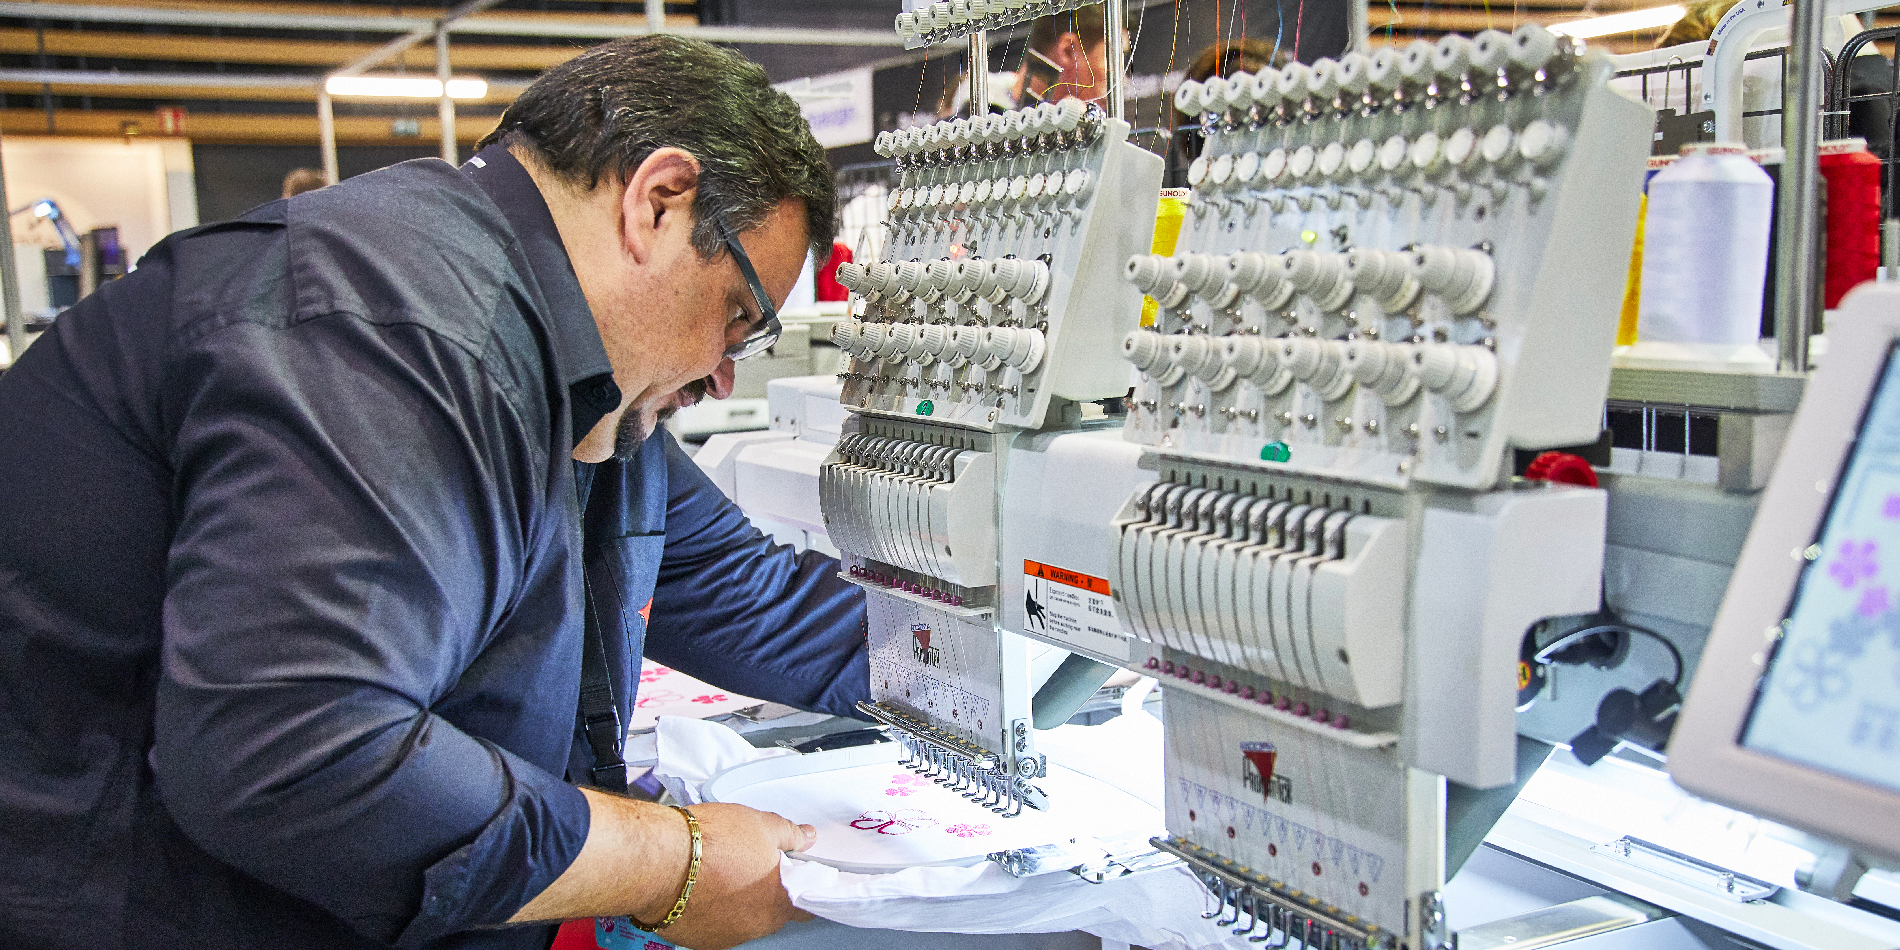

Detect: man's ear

[620,147,701,265]
[1054,32,1084,72]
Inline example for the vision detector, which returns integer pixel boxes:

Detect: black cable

[1533,622,1684,688]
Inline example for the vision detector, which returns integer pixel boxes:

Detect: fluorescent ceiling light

[325,76,488,99]
[1548,4,1686,38]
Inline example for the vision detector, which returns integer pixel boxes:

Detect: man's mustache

[657,376,712,422]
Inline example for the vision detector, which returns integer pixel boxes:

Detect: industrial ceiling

[0,0,1892,146]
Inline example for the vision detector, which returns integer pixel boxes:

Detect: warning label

[1022,559,1128,659]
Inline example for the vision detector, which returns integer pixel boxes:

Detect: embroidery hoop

[702,743,1160,874]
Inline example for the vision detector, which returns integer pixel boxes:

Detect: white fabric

[648,705,1260,949]
[723,756,1159,871]
[651,715,795,805]
[779,857,1263,950]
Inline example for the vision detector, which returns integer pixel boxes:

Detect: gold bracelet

[629,805,701,932]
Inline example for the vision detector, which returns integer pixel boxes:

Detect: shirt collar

[462,142,620,439]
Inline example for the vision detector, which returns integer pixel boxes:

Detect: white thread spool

[1636,142,1774,361]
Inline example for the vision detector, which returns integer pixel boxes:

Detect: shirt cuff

[394,745,592,947]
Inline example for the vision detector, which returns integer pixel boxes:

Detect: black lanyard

[573,460,628,792]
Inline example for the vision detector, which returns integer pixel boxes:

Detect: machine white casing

[1405,485,1607,788]
[997,428,1150,665]
[1670,283,1900,863]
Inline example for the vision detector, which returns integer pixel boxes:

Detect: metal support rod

[645,0,665,33]
[0,129,24,369]
[968,31,988,116]
[332,0,507,80]
[317,90,338,185]
[435,27,456,164]
[1104,0,1126,121]
[1775,0,1824,373]
[323,0,500,183]
[1348,0,1370,54]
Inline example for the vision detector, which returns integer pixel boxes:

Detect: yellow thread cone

[1617,192,1647,347]
[1141,189,1189,327]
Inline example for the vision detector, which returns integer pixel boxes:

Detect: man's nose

[706,358,736,400]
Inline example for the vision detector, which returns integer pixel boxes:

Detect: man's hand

[507,789,815,949]
[646,802,817,950]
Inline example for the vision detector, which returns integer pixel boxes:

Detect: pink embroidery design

[640,665,673,684]
[849,809,938,835]
[944,823,992,838]
[691,694,728,704]
[884,772,931,795]
[634,690,682,709]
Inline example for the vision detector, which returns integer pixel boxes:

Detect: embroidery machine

[820,68,1163,817]
[690,2,1900,948]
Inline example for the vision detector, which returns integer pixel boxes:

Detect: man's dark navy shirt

[0,146,868,950]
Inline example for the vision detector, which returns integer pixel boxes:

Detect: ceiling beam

[0,0,700,35]
[1370,5,1694,35]
[0,0,684,36]
[1365,30,1661,54]
[0,68,530,101]
[0,27,587,70]
[1386,0,1674,11]
[0,105,497,143]
[0,2,900,45]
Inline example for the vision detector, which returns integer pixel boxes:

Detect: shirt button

[591,383,613,404]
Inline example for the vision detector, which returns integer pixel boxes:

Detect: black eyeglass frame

[717,221,783,362]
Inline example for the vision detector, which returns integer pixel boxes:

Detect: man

[944,6,1109,118]
[1023,4,1111,106]
[0,35,866,950]
[281,166,327,198]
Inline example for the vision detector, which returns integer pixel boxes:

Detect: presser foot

[857,701,1050,817]
[1151,836,1395,950]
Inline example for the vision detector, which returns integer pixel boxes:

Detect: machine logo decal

[1241,741,1292,803]
[911,623,941,667]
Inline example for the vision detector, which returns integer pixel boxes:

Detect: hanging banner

[776,68,875,150]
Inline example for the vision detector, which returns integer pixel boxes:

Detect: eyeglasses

[717,221,783,362]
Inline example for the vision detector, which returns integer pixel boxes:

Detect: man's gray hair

[480,35,837,263]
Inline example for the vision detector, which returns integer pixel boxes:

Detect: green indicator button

[916,400,935,416]
[1261,441,1291,463]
